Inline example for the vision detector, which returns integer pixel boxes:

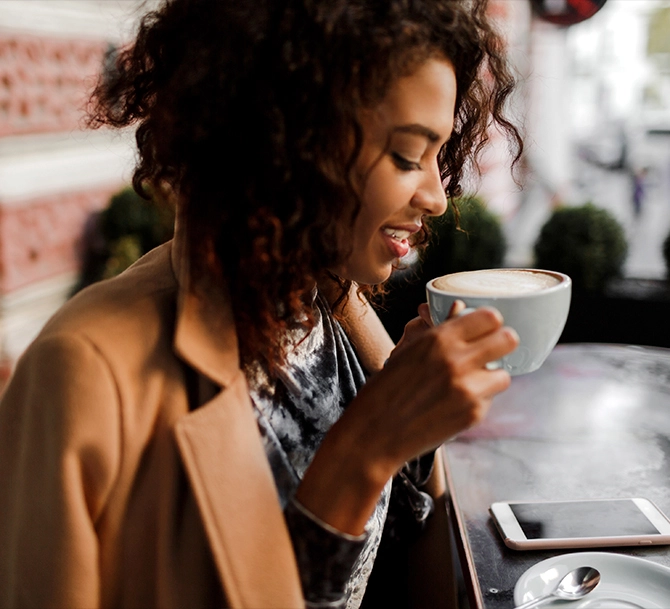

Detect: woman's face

[334,57,457,285]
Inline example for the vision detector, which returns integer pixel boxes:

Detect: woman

[0,0,522,607]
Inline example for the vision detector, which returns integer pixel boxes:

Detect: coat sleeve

[0,332,121,609]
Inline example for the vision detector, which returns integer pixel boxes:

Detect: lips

[381,225,419,259]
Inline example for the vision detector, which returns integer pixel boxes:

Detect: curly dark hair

[88,0,522,369]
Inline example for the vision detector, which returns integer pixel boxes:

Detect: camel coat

[0,239,415,609]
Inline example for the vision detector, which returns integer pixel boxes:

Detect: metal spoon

[515,566,601,609]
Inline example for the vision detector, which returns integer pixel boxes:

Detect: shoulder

[2,241,185,450]
[8,242,184,413]
[334,289,395,376]
[41,241,178,352]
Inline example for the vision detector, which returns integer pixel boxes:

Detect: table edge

[440,444,485,609]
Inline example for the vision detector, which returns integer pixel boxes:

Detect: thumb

[418,303,433,327]
[448,299,466,319]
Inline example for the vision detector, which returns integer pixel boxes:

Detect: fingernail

[506,327,520,343]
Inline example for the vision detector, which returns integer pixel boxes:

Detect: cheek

[359,171,408,224]
[348,206,378,251]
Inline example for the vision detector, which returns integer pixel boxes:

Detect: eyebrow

[392,123,441,143]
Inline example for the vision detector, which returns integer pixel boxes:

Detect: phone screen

[510,499,660,539]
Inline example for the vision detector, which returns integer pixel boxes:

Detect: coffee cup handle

[456,307,503,371]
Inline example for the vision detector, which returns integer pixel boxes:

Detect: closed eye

[391,152,422,172]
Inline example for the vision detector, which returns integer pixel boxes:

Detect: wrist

[295,415,397,536]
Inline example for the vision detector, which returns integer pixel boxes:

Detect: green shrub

[533,203,628,293]
[419,195,507,279]
[99,186,174,253]
[102,235,144,280]
[74,186,175,293]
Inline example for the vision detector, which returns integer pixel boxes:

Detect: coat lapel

[169,236,303,608]
[174,373,303,609]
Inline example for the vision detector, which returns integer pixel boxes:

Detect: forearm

[295,411,395,536]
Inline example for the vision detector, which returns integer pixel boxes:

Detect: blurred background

[0,0,669,388]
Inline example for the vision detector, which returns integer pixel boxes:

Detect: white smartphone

[489,498,670,551]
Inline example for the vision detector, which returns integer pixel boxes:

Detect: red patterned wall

[0,34,107,137]
[0,186,120,293]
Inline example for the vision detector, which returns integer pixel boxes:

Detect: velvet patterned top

[246,291,433,609]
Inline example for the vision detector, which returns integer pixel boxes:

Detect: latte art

[432,269,561,297]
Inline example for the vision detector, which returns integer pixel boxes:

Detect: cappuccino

[426,268,572,376]
[432,269,561,297]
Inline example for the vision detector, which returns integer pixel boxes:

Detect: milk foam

[432,269,560,296]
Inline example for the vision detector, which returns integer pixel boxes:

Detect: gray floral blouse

[246,291,433,609]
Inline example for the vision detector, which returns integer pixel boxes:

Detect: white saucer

[515,552,670,608]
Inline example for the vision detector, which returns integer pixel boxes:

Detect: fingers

[417,303,433,327]
[400,316,430,342]
[443,305,505,342]
[447,299,466,319]
[392,309,432,358]
[464,367,513,402]
[438,306,519,372]
[442,369,510,431]
[468,325,519,370]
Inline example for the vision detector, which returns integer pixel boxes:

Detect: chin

[332,256,395,286]
[355,265,394,286]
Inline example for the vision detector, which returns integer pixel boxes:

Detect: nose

[412,160,448,217]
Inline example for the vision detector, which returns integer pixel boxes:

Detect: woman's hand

[391,300,464,357]
[297,303,518,534]
[361,305,517,461]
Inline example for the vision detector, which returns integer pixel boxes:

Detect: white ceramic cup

[426,268,572,376]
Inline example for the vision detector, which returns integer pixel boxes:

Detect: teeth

[383,228,411,240]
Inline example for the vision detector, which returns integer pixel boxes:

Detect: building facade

[0,1,144,386]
